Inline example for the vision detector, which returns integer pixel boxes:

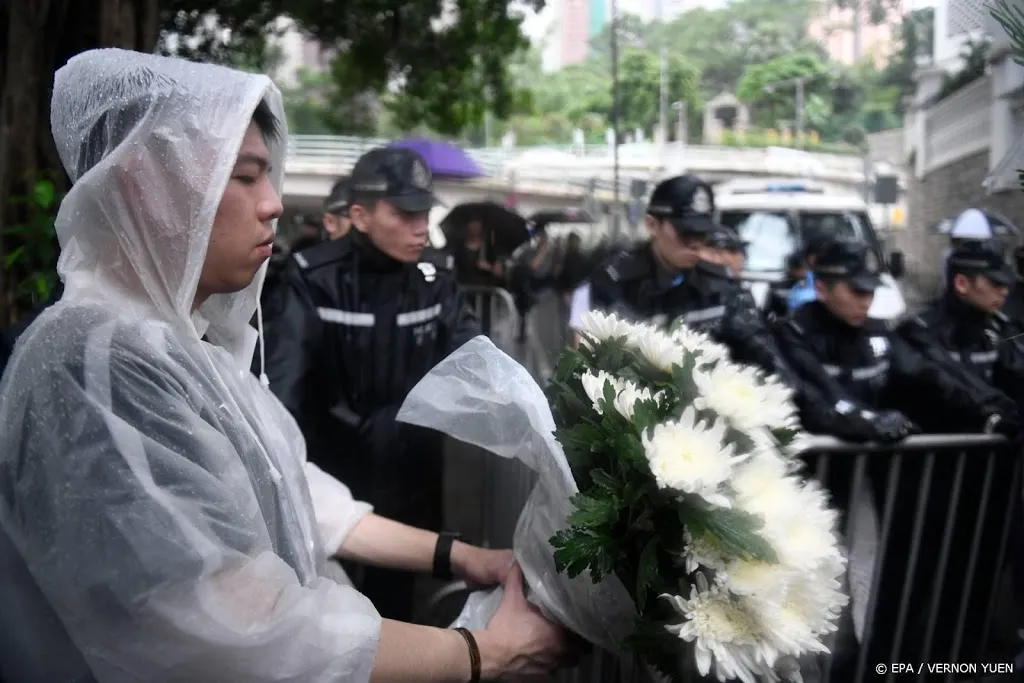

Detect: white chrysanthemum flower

[661,580,766,683]
[672,325,730,366]
[577,310,633,347]
[693,361,796,432]
[580,370,661,421]
[730,454,801,518]
[579,369,619,414]
[612,381,660,421]
[683,530,728,574]
[753,563,848,656]
[642,407,741,508]
[759,484,843,573]
[721,559,794,599]
[630,325,685,372]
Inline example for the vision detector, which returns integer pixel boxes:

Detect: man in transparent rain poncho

[0,49,566,683]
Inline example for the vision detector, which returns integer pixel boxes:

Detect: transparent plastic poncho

[397,336,638,651]
[0,49,380,682]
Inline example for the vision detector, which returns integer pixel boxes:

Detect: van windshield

[719,210,875,273]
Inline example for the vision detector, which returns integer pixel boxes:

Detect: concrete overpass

[282,135,875,218]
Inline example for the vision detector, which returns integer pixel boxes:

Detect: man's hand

[451,543,515,587]
[474,564,568,679]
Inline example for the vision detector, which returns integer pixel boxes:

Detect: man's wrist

[448,540,472,580]
[471,629,507,680]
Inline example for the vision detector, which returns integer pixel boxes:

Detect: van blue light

[765,183,809,192]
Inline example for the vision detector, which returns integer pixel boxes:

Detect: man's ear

[952,272,971,297]
[349,204,372,233]
[643,215,660,239]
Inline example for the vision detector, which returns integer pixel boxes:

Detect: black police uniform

[262,148,479,621]
[588,175,799,385]
[901,241,1024,402]
[893,243,1023,669]
[773,240,1014,678]
[764,252,806,322]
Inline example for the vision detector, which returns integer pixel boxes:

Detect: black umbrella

[527,208,595,230]
[440,201,530,259]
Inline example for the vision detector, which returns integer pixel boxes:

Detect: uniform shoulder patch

[292,238,349,271]
[417,261,438,283]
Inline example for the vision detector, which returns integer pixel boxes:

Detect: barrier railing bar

[852,455,902,682]
[976,452,1021,665]
[888,453,935,667]
[795,433,1007,455]
[919,450,967,663]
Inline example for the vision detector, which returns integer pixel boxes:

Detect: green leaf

[4,247,25,269]
[550,529,616,581]
[32,179,56,209]
[635,538,660,610]
[567,492,619,528]
[678,502,777,565]
[590,468,619,494]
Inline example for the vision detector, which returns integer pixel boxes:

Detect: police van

[714,179,908,322]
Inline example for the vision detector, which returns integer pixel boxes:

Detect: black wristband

[453,627,481,683]
[433,531,460,580]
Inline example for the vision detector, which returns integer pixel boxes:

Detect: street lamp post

[764,74,814,148]
[610,0,621,238]
[672,100,687,147]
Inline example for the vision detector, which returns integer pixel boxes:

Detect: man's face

[816,279,874,327]
[197,122,282,303]
[724,250,746,275]
[323,212,351,240]
[467,220,483,239]
[954,273,1008,314]
[647,216,704,270]
[350,200,429,263]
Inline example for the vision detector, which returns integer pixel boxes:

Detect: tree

[736,52,830,127]
[828,0,906,60]
[617,50,699,134]
[879,8,935,108]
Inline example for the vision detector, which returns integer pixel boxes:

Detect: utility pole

[611,0,621,238]
[672,100,687,147]
[764,74,816,148]
[659,46,668,163]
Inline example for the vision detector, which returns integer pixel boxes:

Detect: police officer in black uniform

[773,238,1017,678]
[894,243,1024,670]
[585,174,798,383]
[901,240,1024,401]
[263,147,479,621]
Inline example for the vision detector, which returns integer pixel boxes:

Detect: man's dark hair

[252,99,281,142]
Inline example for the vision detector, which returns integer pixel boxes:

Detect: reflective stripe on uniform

[396,304,442,327]
[682,305,726,324]
[317,307,375,326]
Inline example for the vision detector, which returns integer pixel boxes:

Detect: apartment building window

[947,0,986,37]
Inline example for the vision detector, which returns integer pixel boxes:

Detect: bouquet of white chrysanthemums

[397,311,848,682]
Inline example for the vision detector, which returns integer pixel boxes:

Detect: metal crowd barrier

[425,432,1023,683]
[458,285,518,351]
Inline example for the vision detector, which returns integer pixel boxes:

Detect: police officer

[774,239,1017,677]
[322,178,352,240]
[704,226,748,277]
[775,239,1009,441]
[901,240,1024,400]
[573,174,797,384]
[894,243,1024,673]
[263,147,480,621]
[764,252,806,322]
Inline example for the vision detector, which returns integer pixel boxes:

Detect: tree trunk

[0,0,159,325]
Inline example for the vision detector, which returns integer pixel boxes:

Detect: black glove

[866,410,919,444]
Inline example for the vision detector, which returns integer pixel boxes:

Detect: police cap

[813,239,881,293]
[947,239,1014,285]
[646,174,716,236]
[323,178,349,215]
[706,225,748,252]
[348,147,442,213]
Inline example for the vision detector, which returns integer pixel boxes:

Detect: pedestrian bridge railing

[429,428,1022,682]
[284,135,869,190]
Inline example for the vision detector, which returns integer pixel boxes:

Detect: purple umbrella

[388,137,484,179]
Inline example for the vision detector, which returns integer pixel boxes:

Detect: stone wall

[895,149,1024,310]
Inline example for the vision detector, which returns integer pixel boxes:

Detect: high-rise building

[807,1,910,66]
